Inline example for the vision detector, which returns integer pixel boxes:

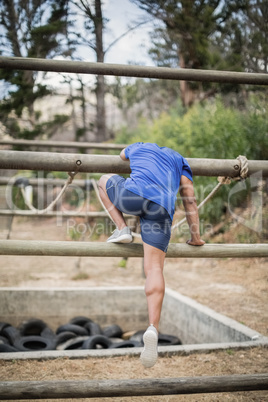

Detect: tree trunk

[94,0,106,142]
[77,77,88,141]
[178,52,195,107]
[3,0,36,120]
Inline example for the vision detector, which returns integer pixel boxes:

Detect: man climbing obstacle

[98,142,205,368]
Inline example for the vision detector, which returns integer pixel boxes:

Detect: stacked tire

[0,316,181,353]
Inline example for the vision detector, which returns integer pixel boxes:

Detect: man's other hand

[186,239,205,246]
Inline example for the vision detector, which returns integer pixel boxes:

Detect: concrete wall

[0,286,263,344]
[161,288,262,344]
[0,287,148,332]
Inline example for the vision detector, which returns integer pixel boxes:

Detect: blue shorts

[106,175,172,252]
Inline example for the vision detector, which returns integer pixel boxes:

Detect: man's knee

[98,174,111,190]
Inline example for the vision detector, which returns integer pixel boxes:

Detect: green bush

[115,95,267,232]
[116,95,267,160]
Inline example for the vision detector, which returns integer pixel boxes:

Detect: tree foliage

[0,0,267,144]
[212,0,268,74]
[110,77,182,124]
[0,0,69,138]
[131,0,267,106]
[116,94,267,160]
[73,0,107,142]
[115,94,268,226]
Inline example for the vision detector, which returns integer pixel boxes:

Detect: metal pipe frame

[0,210,133,218]
[0,240,267,258]
[0,57,268,85]
[0,177,87,187]
[0,210,107,218]
[0,150,267,177]
[0,374,267,399]
[0,139,126,150]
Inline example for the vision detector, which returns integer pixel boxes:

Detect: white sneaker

[140,325,158,368]
[107,227,133,243]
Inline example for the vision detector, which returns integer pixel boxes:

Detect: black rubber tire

[2,326,20,345]
[69,316,93,327]
[82,335,112,350]
[0,343,18,353]
[0,335,10,345]
[19,319,49,336]
[84,322,102,336]
[129,330,145,343]
[14,335,56,351]
[57,336,89,351]
[109,340,142,349]
[158,334,182,346]
[14,177,30,188]
[102,324,123,338]
[0,322,11,335]
[55,331,77,346]
[56,324,88,336]
[41,326,56,339]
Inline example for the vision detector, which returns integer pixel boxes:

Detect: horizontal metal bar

[0,210,133,219]
[0,241,267,258]
[0,177,87,187]
[0,374,267,399]
[0,150,267,177]
[0,57,267,85]
[0,139,126,150]
[0,210,108,218]
[0,150,128,174]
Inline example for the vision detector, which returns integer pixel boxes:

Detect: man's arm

[179,175,205,246]
[120,148,128,161]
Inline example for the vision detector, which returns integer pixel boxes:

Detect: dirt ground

[0,217,268,401]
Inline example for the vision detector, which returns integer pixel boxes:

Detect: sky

[0,0,156,93]
[101,0,155,66]
[41,0,156,89]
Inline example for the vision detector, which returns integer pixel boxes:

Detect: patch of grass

[71,272,89,280]
[118,258,127,268]
[68,227,82,241]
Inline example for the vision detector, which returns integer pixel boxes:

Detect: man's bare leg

[140,243,166,368]
[98,174,127,230]
[143,243,166,331]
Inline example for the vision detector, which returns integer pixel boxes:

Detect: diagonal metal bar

[0,57,268,85]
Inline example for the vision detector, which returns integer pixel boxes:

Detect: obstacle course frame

[0,56,267,398]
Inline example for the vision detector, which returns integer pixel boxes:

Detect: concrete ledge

[0,340,267,361]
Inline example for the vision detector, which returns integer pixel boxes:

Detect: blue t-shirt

[124,142,192,219]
